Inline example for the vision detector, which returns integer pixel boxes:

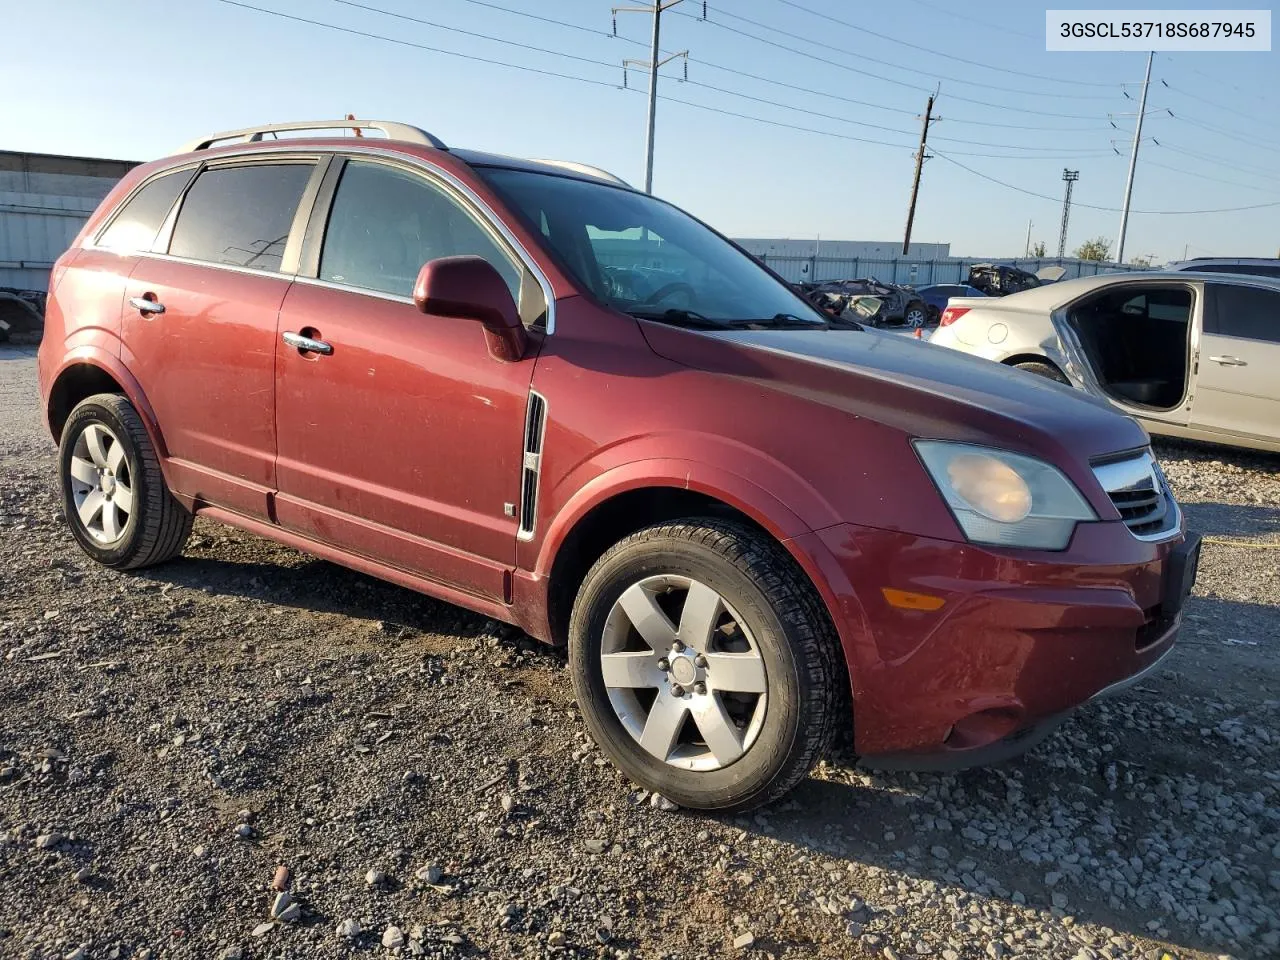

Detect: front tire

[903,300,928,328]
[568,519,840,811]
[59,393,192,569]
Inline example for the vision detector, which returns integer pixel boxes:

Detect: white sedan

[928,271,1280,454]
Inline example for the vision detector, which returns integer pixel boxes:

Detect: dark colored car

[799,278,928,327]
[37,119,1197,811]
[968,263,1042,296]
[914,283,986,324]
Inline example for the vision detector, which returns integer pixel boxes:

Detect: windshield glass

[478,168,831,329]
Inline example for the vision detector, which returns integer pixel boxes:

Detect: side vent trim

[518,391,547,541]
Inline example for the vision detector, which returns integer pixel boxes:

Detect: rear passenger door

[1195,283,1280,444]
[272,157,542,602]
[122,157,321,520]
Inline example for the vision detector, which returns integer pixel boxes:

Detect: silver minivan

[928,271,1280,454]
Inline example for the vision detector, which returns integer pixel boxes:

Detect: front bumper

[792,520,1192,761]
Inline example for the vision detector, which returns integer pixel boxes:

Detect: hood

[639,323,1150,471]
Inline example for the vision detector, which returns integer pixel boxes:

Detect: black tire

[568,519,841,812]
[1013,360,1070,385]
[59,393,192,569]
[903,300,928,328]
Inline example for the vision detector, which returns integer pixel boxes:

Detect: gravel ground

[2,343,1278,960]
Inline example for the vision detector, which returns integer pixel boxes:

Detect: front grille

[1091,451,1179,541]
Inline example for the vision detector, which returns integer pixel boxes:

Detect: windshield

[478,168,831,330]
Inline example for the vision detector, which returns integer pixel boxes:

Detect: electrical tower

[1057,169,1079,258]
[613,0,695,194]
[901,91,940,256]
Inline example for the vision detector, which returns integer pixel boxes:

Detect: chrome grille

[1091,451,1179,540]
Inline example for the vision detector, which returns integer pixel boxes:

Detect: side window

[319,160,522,300]
[96,170,191,253]
[1208,284,1280,343]
[168,163,313,272]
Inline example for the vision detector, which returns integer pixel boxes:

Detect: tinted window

[97,170,191,252]
[169,163,312,272]
[1195,263,1280,279]
[319,160,521,299]
[1209,284,1280,343]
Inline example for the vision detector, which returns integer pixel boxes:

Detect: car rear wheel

[904,300,928,328]
[59,393,192,569]
[1013,360,1070,385]
[569,519,840,811]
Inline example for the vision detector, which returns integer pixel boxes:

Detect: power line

[436,0,1107,131]
[899,0,1040,41]
[672,7,1115,118]
[1157,110,1280,154]
[321,0,1116,153]
[1153,142,1277,181]
[1141,158,1280,195]
[1162,54,1272,108]
[769,0,1116,88]
[933,152,1280,215]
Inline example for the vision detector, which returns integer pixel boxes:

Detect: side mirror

[413,256,529,362]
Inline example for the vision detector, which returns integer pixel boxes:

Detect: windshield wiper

[622,307,723,329]
[722,313,833,330]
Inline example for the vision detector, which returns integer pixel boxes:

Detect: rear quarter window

[96,169,192,253]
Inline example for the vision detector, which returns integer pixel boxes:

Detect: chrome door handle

[282,331,333,355]
[129,297,165,315]
[1208,355,1247,367]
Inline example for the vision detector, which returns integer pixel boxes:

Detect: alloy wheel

[599,575,768,772]
[68,423,134,544]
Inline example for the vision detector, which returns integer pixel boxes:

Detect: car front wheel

[569,519,840,811]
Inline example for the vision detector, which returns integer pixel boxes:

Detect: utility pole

[1116,51,1153,264]
[614,0,692,193]
[1024,219,1033,257]
[1058,169,1079,258]
[902,91,939,256]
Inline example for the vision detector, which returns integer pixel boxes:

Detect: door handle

[282,331,333,355]
[1208,355,1247,367]
[129,297,165,316]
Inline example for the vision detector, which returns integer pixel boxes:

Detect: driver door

[273,157,544,602]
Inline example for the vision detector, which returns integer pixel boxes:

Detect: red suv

[38,120,1199,811]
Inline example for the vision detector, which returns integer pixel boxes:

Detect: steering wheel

[641,281,697,309]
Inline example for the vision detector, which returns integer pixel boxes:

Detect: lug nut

[657,658,670,672]
[672,640,685,652]
[694,681,707,695]
[694,654,707,668]
[670,684,685,697]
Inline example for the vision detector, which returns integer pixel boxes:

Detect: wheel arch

[533,462,841,654]
[1001,351,1064,375]
[47,351,170,464]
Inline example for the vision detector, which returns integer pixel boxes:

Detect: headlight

[914,441,1096,550]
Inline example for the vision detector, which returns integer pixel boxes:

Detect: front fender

[529,454,825,580]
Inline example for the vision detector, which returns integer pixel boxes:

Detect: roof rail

[527,159,631,188]
[177,119,447,154]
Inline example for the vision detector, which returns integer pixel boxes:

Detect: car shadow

[720,591,1278,959]
[1181,500,1280,540]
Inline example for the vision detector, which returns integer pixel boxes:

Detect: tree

[1075,237,1112,261]
[1031,241,1047,257]
[1129,254,1155,267]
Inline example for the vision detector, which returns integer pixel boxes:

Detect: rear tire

[1013,360,1070,385]
[903,300,928,328]
[59,393,192,569]
[568,519,840,812]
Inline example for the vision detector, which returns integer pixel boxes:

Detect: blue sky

[3,0,1276,262]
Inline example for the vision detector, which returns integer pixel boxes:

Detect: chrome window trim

[291,274,415,306]
[1090,450,1182,543]
[304,145,555,333]
[82,144,557,334]
[119,251,298,282]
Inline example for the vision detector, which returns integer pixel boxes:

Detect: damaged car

[966,263,1043,297]
[929,271,1280,453]
[800,278,928,328]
